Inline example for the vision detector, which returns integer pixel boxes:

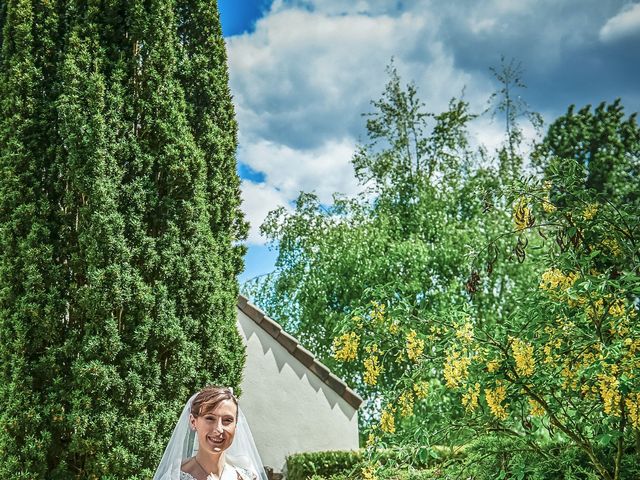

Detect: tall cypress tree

[0,1,247,478]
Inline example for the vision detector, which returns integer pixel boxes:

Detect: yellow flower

[528,398,545,417]
[625,338,640,357]
[380,405,396,434]
[455,321,474,343]
[485,383,509,420]
[598,371,621,416]
[370,301,386,324]
[543,342,557,366]
[542,198,557,213]
[366,432,377,448]
[332,332,360,362]
[561,362,577,391]
[542,182,556,213]
[601,238,622,256]
[364,355,382,386]
[362,464,378,480]
[582,203,598,221]
[580,383,597,398]
[539,268,579,291]
[487,359,501,373]
[626,393,640,430]
[413,381,429,399]
[462,383,480,412]
[587,298,605,321]
[510,337,535,377]
[513,196,534,231]
[610,318,630,337]
[406,329,425,362]
[444,349,471,389]
[389,321,399,335]
[365,343,380,354]
[608,299,626,318]
[399,390,415,417]
[577,351,598,372]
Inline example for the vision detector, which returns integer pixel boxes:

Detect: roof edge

[237,295,363,410]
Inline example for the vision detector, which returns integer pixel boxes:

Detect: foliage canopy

[246,66,541,431]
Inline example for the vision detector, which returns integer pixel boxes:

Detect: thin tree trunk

[614,397,626,480]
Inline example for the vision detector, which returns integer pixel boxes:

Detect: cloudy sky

[217,0,640,282]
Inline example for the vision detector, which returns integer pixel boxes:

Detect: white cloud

[227,8,439,149]
[239,137,360,202]
[271,0,401,15]
[468,116,507,156]
[227,4,474,244]
[228,0,637,247]
[240,180,291,245]
[238,137,361,244]
[600,2,640,43]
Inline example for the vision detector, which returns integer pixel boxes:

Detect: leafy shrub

[441,435,640,480]
[286,450,362,480]
[295,436,640,480]
[287,446,463,480]
[446,435,598,480]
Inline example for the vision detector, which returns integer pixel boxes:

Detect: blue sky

[219,0,640,283]
[218,0,270,36]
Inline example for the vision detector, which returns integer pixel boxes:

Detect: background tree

[245,66,541,442]
[0,1,246,478]
[533,100,639,207]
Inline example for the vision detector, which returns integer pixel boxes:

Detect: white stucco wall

[236,309,360,473]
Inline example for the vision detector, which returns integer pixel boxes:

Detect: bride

[154,386,267,480]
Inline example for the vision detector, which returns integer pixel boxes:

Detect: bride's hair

[191,386,238,418]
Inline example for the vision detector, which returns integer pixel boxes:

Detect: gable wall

[237,309,360,473]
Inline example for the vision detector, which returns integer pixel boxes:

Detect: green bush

[444,435,597,480]
[286,446,462,480]
[287,451,363,480]
[292,436,640,480]
[305,466,443,480]
[441,435,640,480]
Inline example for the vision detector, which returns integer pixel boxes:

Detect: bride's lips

[208,435,225,446]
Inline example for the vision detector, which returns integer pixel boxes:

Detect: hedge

[286,435,640,480]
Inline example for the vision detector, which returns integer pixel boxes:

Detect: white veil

[153,393,268,480]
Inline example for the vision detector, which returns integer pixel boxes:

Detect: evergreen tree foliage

[0,1,246,478]
[533,100,640,207]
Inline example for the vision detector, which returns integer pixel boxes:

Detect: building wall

[236,309,360,473]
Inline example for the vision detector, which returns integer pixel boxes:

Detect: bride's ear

[189,413,197,431]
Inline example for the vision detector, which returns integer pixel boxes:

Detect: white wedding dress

[179,462,257,480]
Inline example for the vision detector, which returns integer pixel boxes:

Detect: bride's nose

[214,420,224,433]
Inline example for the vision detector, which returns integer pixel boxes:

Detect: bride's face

[190,399,237,455]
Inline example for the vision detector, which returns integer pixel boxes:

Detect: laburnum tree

[333,103,639,480]
[0,1,246,478]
